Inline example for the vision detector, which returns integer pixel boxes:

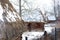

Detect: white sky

[22,0,54,11]
[21,0,56,22]
[0,0,56,22]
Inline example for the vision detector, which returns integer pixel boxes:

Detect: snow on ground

[44,23,56,33]
[22,32,44,40]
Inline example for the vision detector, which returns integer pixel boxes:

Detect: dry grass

[0,0,17,13]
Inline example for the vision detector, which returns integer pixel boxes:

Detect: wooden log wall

[24,22,45,31]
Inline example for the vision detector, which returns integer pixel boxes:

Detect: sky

[21,0,56,22]
[0,0,56,22]
[21,0,54,11]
